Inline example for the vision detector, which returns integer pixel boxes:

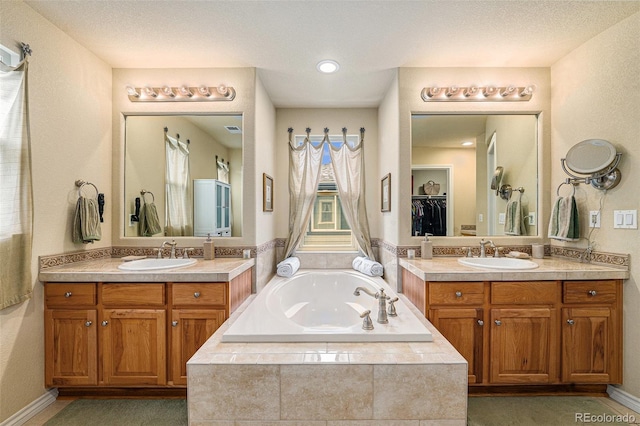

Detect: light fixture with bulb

[421,85,534,102]
[126,84,236,102]
[461,141,474,147]
[316,59,340,74]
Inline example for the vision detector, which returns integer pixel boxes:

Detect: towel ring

[556,181,577,197]
[75,180,99,198]
[140,190,155,203]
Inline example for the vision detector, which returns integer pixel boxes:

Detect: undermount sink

[117,258,197,271]
[457,257,539,270]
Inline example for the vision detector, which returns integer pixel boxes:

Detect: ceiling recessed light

[462,141,474,147]
[317,60,340,74]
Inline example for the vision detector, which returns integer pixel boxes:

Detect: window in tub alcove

[296,134,357,251]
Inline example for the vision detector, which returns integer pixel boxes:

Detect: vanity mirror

[561,139,621,190]
[411,114,538,237]
[124,114,243,237]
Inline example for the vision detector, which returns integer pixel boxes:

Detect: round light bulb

[316,60,340,73]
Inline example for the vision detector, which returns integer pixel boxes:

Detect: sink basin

[457,257,539,270]
[117,258,197,271]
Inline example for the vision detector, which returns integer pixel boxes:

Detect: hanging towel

[72,196,102,244]
[352,256,383,277]
[504,192,526,236]
[548,195,580,241]
[138,201,162,237]
[277,257,300,278]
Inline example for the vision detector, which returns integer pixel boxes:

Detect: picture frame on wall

[381,173,391,212]
[263,173,273,212]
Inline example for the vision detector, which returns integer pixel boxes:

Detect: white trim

[608,385,640,414]
[0,388,58,426]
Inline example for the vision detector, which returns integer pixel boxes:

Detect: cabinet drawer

[491,281,558,305]
[46,283,96,307]
[102,284,165,307]
[429,282,484,305]
[564,281,617,304]
[172,283,227,306]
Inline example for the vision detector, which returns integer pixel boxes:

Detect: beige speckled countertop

[38,257,254,283]
[399,256,629,282]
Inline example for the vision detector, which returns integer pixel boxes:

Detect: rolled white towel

[352,256,383,277]
[277,256,300,278]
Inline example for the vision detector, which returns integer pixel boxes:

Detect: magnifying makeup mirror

[561,139,621,190]
[490,166,504,195]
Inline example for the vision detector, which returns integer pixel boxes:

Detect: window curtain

[165,134,192,236]
[282,133,324,258]
[0,59,33,309]
[328,130,375,259]
[216,159,229,183]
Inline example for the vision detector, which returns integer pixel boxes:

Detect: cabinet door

[45,309,98,386]
[430,308,484,384]
[562,307,620,383]
[170,309,226,385]
[490,308,558,384]
[101,309,166,386]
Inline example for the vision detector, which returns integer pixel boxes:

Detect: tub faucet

[160,240,178,259]
[353,287,391,324]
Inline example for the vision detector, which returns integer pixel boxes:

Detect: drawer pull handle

[101,320,109,327]
[567,319,575,325]
[172,320,179,327]
[455,291,462,298]
[494,320,502,326]
[588,290,597,296]
[194,292,201,298]
[85,321,92,327]
[477,320,484,326]
[64,292,72,298]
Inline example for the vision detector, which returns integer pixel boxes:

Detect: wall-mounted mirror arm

[560,152,622,190]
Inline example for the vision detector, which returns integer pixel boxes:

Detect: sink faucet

[354,286,391,324]
[479,239,492,258]
[160,240,178,259]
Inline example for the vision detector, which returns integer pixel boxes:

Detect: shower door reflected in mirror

[411,114,538,237]
[124,114,243,237]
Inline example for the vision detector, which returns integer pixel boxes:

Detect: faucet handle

[360,310,374,330]
[153,248,163,259]
[494,247,504,258]
[388,297,399,317]
[461,247,472,257]
[182,248,194,259]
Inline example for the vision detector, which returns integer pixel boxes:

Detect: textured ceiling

[24,0,640,107]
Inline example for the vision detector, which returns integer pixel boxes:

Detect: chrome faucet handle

[360,310,374,330]
[182,248,194,259]
[461,247,473,257]
[494,247,504,258]
[153,248,163,259]
[388,297,399,317]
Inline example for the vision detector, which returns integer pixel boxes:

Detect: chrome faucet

[479,239,492,258]
[160,240,178,259]
[354,286,391,324]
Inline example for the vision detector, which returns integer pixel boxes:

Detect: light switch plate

[498,213,506,224]
[613,210,637,229]
[527,212,536,226]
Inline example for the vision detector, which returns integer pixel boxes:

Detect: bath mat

[468,396,631,426]
[44,399,187,426]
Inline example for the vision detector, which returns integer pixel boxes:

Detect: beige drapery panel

[283,129,375,260]
[0,59,33,309]
[165,134,192,236]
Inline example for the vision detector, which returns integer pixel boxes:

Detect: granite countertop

[39,257,255,283]
[399,256,629,282]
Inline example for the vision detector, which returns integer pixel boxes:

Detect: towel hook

[75,180,99,198]
[556,181,577,197]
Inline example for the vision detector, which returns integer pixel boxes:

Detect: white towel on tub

[352,256,383,277]
[277,256,300,278]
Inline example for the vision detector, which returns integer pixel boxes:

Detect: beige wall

[398,67,551,247]
[0,1,113,422]
[274,108,380,240]
[551,11,640,399]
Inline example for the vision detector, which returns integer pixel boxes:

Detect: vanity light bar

[421,85,534,102]
[125,84,236,102]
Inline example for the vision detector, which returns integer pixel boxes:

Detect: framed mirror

[411,114,538,237]
[124,114,243,237]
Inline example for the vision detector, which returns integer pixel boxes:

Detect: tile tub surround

[188,294,468,424]
[399,256,629,282]
[38,257,255,283]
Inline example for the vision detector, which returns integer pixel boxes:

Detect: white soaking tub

[222,269,433,342]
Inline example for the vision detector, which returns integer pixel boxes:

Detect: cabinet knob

[85,320,92,327]
[172,320,179,327]
[494,320,502,326]
[477,320,484,326]
[567,319,575,325]
[193,292,201,298]
[455,291,462,298]
[64,292,72,298]
[101,320,109,327]
[588,290,597,296]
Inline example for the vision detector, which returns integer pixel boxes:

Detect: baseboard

[0,388,58,426]
[608,385,640,414]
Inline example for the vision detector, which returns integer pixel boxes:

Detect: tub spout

[354,286,378,298]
